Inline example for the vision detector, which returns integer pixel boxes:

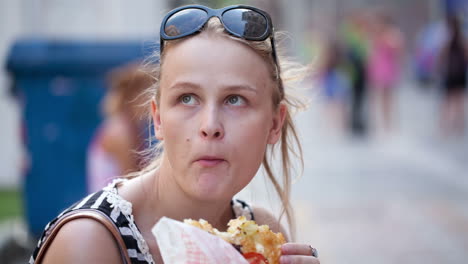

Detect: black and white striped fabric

[29,179,255,264]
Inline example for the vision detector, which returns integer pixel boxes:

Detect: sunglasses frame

[159,4,279,67]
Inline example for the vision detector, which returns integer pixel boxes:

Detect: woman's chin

[192,173,234,201]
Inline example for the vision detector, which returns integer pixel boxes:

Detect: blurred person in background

[413,20,447,86]
[438,13,467,137]
[341,11,371,137]
[367,11,404,135]
[30,4,320,264]
[87,63,153,193]
[319,37,350,135]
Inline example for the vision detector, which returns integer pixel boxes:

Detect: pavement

[1,78,468,263]
[0,219,33,264]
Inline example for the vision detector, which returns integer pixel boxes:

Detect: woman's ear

[267,103,287,144]
[151,99,164,140]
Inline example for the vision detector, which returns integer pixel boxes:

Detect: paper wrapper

[152,217,249,264]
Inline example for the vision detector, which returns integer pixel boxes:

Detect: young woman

[367,12,403,134]
[439,14,467,137]
[87,64,153,193]
[30,5,319,264]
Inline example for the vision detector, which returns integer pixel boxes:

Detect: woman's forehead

[162,33,265,64]
[160,35,273,91]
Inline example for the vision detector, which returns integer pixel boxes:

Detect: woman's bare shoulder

[252,206,289,240]
[41,218,123,264]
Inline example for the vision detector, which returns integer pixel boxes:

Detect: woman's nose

[199,107,224,140]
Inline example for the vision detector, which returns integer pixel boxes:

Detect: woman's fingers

[280,243,319,264]
[280,255,320,264]
[281,243,318,257]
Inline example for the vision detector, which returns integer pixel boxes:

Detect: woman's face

[152,35,285,201]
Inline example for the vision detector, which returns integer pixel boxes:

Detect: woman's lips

[195,157,225,167]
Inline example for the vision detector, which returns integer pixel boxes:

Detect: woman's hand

[280,243,320,264]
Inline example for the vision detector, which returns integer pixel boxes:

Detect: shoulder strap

[34,209,131,264]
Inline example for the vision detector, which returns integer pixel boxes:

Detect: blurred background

[1,0,467,263]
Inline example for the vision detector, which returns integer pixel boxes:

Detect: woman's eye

[180,94,197,105]
[226,95,245,106]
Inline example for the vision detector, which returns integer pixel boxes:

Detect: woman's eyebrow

[169,82,258,94]
[222,84,258,94]
[168,81,201,91]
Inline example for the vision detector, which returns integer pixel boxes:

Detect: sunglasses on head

[159,5,279,68]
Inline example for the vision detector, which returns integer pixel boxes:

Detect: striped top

[29,179,255,264]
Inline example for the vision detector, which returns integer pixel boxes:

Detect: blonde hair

[138,18,308,239]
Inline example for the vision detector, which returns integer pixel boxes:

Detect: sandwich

[184,216,285,264]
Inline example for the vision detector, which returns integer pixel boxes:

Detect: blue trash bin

[5,38,157,237]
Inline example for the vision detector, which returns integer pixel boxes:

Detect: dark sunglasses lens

[164,8,208,37]
[223,9,268,39]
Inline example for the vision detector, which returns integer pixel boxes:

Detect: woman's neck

[132,160,234,232]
